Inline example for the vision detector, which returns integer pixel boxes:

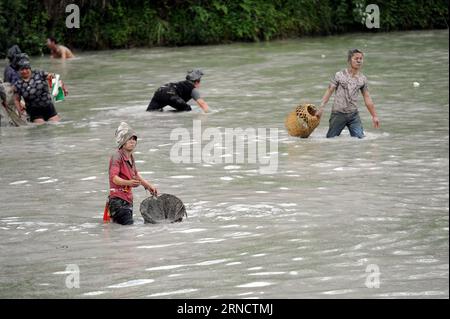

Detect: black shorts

[109,197,134,225]
[27,104,58,122]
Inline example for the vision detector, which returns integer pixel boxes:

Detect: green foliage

[0,0,48,56]
[0,0,448,57]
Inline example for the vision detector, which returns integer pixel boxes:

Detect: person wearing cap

[146,69,209,113]
[316,49,380,138]
[107,122,158,225]
[13,58,68,124]
[46,37,74,59]
[3,45,24,84]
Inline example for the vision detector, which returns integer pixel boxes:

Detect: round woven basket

[140,193,187,224]
[285,103,320,138]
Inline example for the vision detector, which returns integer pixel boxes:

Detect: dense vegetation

[0,0,448,57]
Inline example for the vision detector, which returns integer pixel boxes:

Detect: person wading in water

[106,122,158,225]
[13,58,68,124]
[146,69,209,113]
[316,49,380,138]
[46,37,75,59]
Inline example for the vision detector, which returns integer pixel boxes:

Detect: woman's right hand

[128,179,141,187]
[61,82,69,96]
[316,107,324,119]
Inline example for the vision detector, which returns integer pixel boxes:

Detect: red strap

[103,201,110,223]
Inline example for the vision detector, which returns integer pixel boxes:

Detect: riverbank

[1,0,448,57]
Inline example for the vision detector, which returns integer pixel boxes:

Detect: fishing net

[285,103,320,138]
[140,193,187,224]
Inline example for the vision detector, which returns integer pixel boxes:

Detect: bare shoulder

[60,45,75,58]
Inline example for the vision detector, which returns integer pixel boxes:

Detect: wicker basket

[285,103,320,138]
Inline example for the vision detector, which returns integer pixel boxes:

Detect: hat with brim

[12,53,30,70]
[17,58,31,70]
[115,122,137,149]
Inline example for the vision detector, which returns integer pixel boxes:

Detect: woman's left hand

[146,184,158,196]
[372,116,380,128]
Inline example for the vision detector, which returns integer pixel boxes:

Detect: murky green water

[0,30,448,298]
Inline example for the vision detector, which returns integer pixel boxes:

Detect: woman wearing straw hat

[106,122,158,225]
[316,49,380,138]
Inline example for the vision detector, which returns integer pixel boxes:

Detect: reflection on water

[0,30,448,298]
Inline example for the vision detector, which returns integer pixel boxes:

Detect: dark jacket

[3,65,20,84]
[163,80,195,101]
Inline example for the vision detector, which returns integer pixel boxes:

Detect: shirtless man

[46,37,75,59]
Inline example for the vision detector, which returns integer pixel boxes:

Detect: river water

[0,30,448,299]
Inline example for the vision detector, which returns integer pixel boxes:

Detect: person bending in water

[108,122,158,225]
[146,69,209,113]
[46,37,75,59]
[316,49,380,138]
[13,59,68,124]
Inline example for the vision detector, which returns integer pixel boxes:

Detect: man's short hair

[48,37,58,44]
[348,48,364,62]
